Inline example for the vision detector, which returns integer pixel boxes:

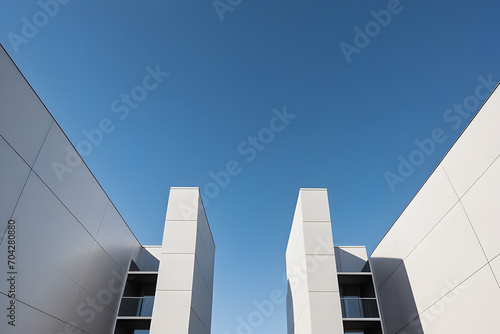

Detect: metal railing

[340,297,379,318]
[118,296,155,317]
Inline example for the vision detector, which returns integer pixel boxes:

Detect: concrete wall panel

[299,189,331,222]
[309,292,342,334]
[377,278,404,334]
[0,137,31,240]
[303,223,334,255]
[162,220,198,254]
[71,286,119,334]
[489,255,500,286]
[97,202,129,268]
[80,242,124,312]
[0,46,53,167]
[156,253,196,291]
[0,293,82,334]
[33,123,109,238]
[150,290,192,333]
[461,157,500,261]
[442,85,500,197]
[403,203,487,312]
[390,166,459,260]
[305,254,338,292]
[419,265,500,333]
[13,172,95,284]
[370,230,403,289]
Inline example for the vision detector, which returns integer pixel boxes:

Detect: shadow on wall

[369,257,424,334]
[336,248,369,272]
[286,280,295,334]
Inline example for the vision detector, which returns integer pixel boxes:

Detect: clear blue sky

[2,1,500,333]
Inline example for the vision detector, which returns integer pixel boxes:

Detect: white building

[2,41,499,334]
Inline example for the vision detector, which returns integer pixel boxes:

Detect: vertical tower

[149,187,215,334]
[285,188,344,334]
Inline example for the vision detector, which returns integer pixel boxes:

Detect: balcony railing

[118,297,155,317]
[340,297,379,318]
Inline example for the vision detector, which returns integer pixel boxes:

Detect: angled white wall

[286,188,344,334]
[370,84,500,334]
[150,187,215,334]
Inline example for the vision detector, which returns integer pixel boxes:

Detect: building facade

[2,42,499,334]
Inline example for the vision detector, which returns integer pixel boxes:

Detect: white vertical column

[150,187,215,334]
[286,188,344,334]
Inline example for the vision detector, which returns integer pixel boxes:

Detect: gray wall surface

[370,84,500,333]
[335,246,368,273]
[0,44,142,334]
